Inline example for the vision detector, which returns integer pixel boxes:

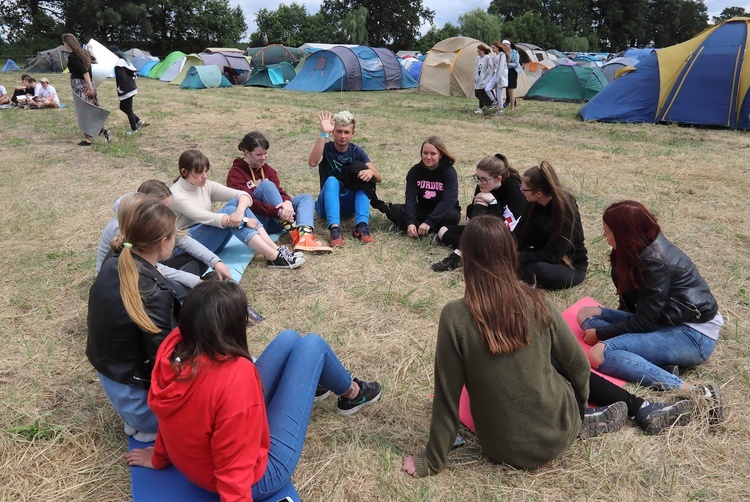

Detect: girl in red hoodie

[127,281,382,501]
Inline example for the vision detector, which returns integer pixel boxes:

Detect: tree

[342,6,368,44]
[488,0,543,22]
[457,8,503,44]
[503,11,563,48]
[251,3,310,46]
[321,0,434,49]
[562,36,589,52]
[0,0,62,50]
[712,6,748,24]
[415,21,459,53]
[645,0,708,47]
[591,0,648,51]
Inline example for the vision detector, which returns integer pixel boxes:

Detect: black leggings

[161,253,208,301]
[519,261,586,290]
[119,97,140,131]
[475,88,493,109]
[384,203,460,232]
[589,372,643,417]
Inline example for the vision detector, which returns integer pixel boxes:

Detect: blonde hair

[332,110,356,128]
[113,194,176,334]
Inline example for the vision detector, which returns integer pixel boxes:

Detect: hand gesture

[402,455,419,478]
[213,261,232,281]
[418,222,431,236]
[406,224,418,238]
[357,169,373,182]
[276,201,295,222]
[317,111,334,134]
[473,192,494,205]
[227,210,245,228]
[127,447,155,468]
[583,329,599,346]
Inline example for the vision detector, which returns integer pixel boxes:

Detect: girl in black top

[62,33,110,146]
[380,136,460,237]
[110,45,146,134]
[432,154,526,272]
[513,161,587,290]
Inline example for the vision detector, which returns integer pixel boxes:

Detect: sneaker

[580,402,627,439]
[473,108,483,114]
[314,385,332,403]
[329,226,344,247]
[133,431,157,443]
[246,304,265,325]
[103,128,112,143]
[431,252,461,272]
[126,129,138,135]
[701,383,724,424]
[337,378,382,416]
[293,231,332,253]
[278,245,305,262]
[266,248,304,269]
[635,399,695,434]
[136,119,145,132]
[352,224,374,244]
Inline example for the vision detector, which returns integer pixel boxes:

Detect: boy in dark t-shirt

[308,110,382,246]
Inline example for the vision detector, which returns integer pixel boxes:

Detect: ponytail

[520,161,576,241]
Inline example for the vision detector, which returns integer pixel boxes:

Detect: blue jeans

[315,176,370,227]
[581,307,716,390]
[252,180,315,233]
[96,372,157,433]
[251,330,353,502]
[185,199,263,254]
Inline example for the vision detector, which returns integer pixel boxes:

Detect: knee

[298,333,329,353]
[322,176,339,191]
[276,330,302,345]
[257,179,277,193]
[588,343,606,368]
[576,306,601,326]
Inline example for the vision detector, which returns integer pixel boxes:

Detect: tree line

[1,0,748,57]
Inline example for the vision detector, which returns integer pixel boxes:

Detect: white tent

[87,39,118,87]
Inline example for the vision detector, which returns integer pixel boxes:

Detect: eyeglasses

[472,174,495,184]
[519,187,533,193]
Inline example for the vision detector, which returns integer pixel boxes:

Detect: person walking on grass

[578,200,724,420]
[87,195,180,443]
[308,110,382,247]
[127,281,382,502]
[227,131,331,253]
[109,45,147,135]
[170,149,304,270]
[473,44,493,114]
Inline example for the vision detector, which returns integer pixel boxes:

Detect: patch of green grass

[7,412,64,441]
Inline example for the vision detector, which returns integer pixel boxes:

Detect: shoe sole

[330,240,344,247]
[314,390,332,403]
[641,400,696,434]
[337,389,382,416]
[294,244,333,253]
[580,401,627,439]
[267,257,305,269]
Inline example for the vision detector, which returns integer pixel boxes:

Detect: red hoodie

[226,157,291,220]
[149,329,269,502]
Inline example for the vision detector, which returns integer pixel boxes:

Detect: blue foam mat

[211,232,283,283]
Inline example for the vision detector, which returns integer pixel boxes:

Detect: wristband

[320,132,329,138]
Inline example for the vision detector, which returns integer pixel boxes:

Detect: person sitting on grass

[96,179,232,301]
[127,281,382,502]
[432,153,526,272]
[514,161,588,290]
[0,79,9,105]
[227,131,331,253]
[578,200,724,420]
[402,215,590,477]
[30,77,60,109]
[87,195,180,443]
[377,136,460,238]
[308,110,382,247]
[170,149,304,270]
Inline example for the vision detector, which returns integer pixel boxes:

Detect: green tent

[525,65,608,103]
[147,51,185,79]
[180,65,232,89]
[245,62,297,88]
[245,44,302,66]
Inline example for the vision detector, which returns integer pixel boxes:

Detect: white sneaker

[473,108,483,114]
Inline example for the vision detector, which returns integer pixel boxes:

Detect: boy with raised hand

[308,110,382,246]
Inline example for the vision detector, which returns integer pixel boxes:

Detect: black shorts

[508,70,518,89]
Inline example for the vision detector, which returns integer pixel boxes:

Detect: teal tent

[525,65,607,102]
[180,65,232,89]
[3,59,21,71]
[245,62,296,87]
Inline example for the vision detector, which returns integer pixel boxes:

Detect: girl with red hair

[577,201,723,419]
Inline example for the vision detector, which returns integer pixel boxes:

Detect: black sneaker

[337,378,382,416]
[702,383,723,424]
[580,402,627,439]
[266,248,304,269]
[314,385,332,403]
[431,252,461,272]
[634,399,695,434]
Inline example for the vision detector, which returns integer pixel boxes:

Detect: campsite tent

[403,58,423,80]
[147,51,185,79]
[573,55,604,68]
[131,54,159,71]
[525,65,607,102]
[285,45,417,92]
[245,62,296,87]
[198,51,252,84]
[2,59,22,71]
[124,49,152,59]
[516,61,551,98]
[580,18,750,130]
[419,37,482,97]
[139,60,158,77]
[246,44,302,66]
[600,57,639,82]
[621,47,657,61]
[298,43,357,52]
[25,45,69,72]
[516,43,549,64]
[180,65,232,89]
[160,56,186,82]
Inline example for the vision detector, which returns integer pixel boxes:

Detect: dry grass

[1,74,749,501]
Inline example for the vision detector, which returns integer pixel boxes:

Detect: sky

[230,0,750,36]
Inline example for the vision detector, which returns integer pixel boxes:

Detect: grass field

[1,73,749,501]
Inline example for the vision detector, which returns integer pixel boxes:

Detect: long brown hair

[461,215,549,355]
[421,136,456,165]
[62,33,91,68]
[113,195,176,334]
[519,160,575,241]
[476,153,521,181]
[602,200,661,294]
